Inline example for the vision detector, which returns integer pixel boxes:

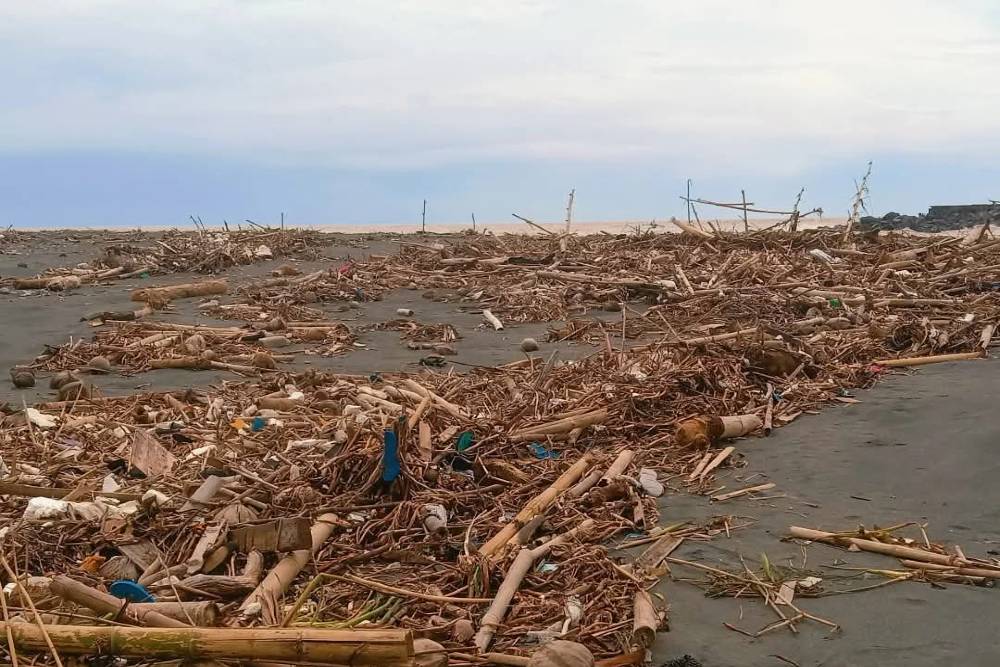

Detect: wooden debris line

[3,226,1000,662]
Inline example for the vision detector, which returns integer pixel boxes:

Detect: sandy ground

[2,231,997,666]
[647,358,1000,666]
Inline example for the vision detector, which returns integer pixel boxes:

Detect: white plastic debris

[25,408,57,429]
[141,489,170,507]
[254,245,273,259]
[422,504,448,536]
[638,468,664,497]
[808,248,840,264]
[285,438,335,453]
[101,474,122,493]
[186,444,217,460]
[24,497,132,522]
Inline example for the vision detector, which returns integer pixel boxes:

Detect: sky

[2,1,1000,228]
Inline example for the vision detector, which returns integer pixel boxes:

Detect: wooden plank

[130,429,176,477]
[230,518,313,553]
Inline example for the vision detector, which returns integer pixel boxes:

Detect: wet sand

[2,230,997,666]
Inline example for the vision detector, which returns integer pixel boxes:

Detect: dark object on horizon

[859,203,998,233]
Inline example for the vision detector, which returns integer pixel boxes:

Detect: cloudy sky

[2,1,1000,227]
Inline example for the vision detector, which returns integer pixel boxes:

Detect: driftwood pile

[2,228,331,291]
[2,226,1000,666]
[31,319,356,378]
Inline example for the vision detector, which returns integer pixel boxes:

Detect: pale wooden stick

[788,526,997,568]
[698,446,735,482]
[482,309,504,330]
[479,454,594,559]
[474,519,595,652]
[873,352,982,367]
[712,482,776,502]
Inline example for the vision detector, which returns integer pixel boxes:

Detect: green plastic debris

[456,431,474,452]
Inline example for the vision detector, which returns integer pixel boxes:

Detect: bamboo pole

[129,602,220,627]
[711,482,776,502]
[568,449,633,498]
[49,576,188,628]
[671,218,714,239]
[873,352,982,368]
[399,380,466,419]
[898,560,1000,580]
[479,454,594,559]
[509,409,608,441]
[719,414,762,438]
[475,519,594,652]
[131,280,228,303]
[631,590,657,648]
[788,526,995,568]
[0,623,414,666]
[239,513,338,623]
[482,309,504,331]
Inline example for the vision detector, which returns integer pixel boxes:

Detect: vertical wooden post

[421,199,427,233]
[471,213,476,232]
[686,179,692,224]
[741,189,749,233]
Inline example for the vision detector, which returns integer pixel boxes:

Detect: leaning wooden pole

[0,623,414,666]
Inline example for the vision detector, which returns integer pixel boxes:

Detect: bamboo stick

[719,414,762,438]
[0,623,414,666]
[697,446,734,482]
[475,519,594,652]
[239,513,338,623]
[873,352,982,367]
[482,309,504,330]
[400,379,466,419]
[898,560,1000,580]
[631,590,657,648]
[509,409,608,441]
[49,576,187,628]
[788,526,993,568]
[568,449,633,499]
[671,219,714,239]
[131,280,228,303]
[479,454,594,559]
[711,482,775,502]
[129,602,220,627]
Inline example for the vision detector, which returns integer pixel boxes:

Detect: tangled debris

[2,225,1000,666]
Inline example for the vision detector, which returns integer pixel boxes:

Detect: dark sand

[2,232,997,666]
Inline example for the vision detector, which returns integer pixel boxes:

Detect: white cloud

[1,0,999,172]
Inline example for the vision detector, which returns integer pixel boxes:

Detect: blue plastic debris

[251,416,266,432]
[382,430,401,482]
[109,580,154,602]
[528,442,560,460]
